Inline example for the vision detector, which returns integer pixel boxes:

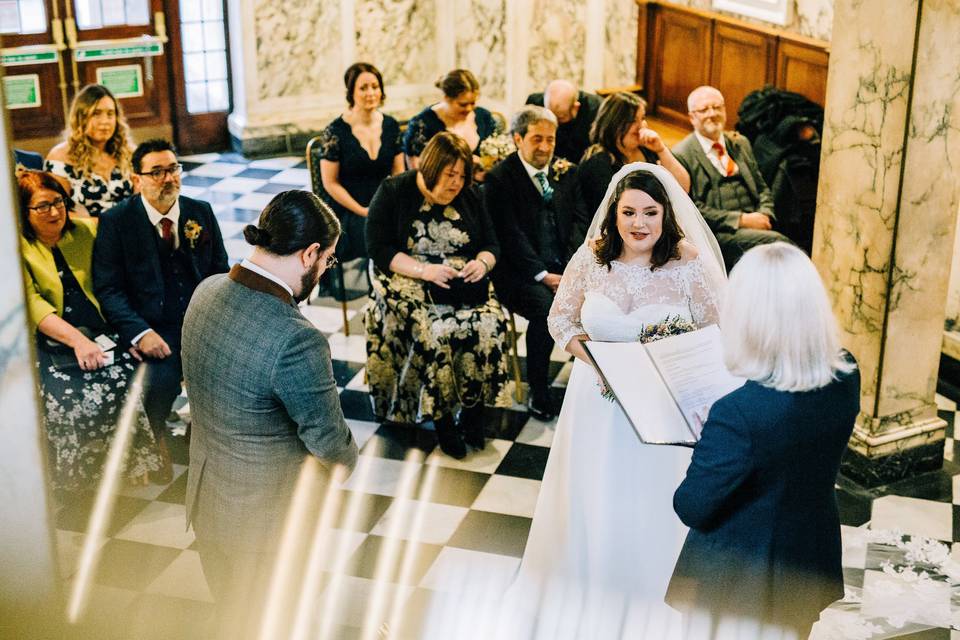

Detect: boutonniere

[183,220,203,249]
[551,157,573,180]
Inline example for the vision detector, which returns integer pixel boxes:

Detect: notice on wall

[96,64,144,99]
[3,74,41,109]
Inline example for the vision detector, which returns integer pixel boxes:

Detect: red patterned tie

[159,217,174,250]
[711,142,738,177]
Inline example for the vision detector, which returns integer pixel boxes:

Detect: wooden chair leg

[341,300,350,337]
[507,310,525,404]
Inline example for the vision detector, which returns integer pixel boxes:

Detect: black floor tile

[340,389,376,421]
[878,463,959,503]
[215,207,261,223]
[894,629,950,639]
[446,510,532,558]
[939,409,955,438]
[93,539,183,591]
[56,493,151,536]
[332,490,393,533]
[484,407,531,441]
[332,359,365,388]
[166,433,190,466]
[255,181,303,194]
[953,504,960,542]
[842,567,865,589]
[155,471,188,505]
[836,485,872,527]
[363,423,438,461]
[495,443,550,481]
[294,160,308,169]
[235,167,282,180]
[217,152,250,164]
[203,190,244,204]
[415,466,489,508]
[345,535,442,585]
[179,161,203,173]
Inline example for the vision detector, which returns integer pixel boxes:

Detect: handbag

[422,255,489,308]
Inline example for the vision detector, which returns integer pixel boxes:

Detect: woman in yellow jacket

[19,170,160,491]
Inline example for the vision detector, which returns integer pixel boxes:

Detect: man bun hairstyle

[243,190,340,256]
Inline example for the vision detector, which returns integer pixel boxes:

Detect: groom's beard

[294,260,321,303]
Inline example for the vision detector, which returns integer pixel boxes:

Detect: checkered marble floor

[53,152,960,639]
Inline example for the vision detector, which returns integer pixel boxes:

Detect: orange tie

[712,142,737,177]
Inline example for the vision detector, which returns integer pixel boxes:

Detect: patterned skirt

[364,267,513,423]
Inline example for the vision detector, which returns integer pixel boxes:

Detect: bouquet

[599,315,699,401]
[478,133,516,171]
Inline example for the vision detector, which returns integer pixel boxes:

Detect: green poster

[3,74,41,109]
[96,65,144,99]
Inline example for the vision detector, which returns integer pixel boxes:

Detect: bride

[504,162,727,639]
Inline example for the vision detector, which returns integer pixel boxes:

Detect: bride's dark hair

[593,170,684,270]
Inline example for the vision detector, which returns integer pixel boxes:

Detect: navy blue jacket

[92,194,229,347]
[666,358,859,632]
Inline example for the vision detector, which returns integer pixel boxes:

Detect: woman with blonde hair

[45,84,135,217]
[667,242,859,639]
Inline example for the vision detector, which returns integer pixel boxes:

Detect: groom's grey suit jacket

[182,264,358,553]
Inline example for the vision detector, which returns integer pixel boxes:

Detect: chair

[504,307,525,404]
[305,135,352,336]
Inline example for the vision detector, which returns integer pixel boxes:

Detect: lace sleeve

[548,244,594,348]
[685,257,721,327]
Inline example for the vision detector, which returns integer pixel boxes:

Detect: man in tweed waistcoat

[182,190,357,637]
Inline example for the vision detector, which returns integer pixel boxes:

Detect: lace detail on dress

[547,244,722,349]
[318,126,340,160]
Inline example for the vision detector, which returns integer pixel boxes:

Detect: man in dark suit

[672,86,789,269]
[182,191,358,637]
[526,79,602,163]
[485,105,586,420]
[93,139,228,481]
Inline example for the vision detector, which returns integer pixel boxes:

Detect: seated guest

[526,79,602,163]
[365,132,511,459]
[45,84,135,218]
[666,242,859,639]
[485,105,585,420]
[672,85,790,269]
[319,62,404,266]
[577,92,690,217]
[93,139,229,483]
[402,68,501,170]
[18,170,160,491]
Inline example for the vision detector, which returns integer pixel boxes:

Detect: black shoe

[527,393,556,421]
[435,417,467,459]
[460,407,486,450]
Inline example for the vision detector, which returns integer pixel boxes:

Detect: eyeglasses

[325,255,338,269]
[138,164,183,181]
[691,103,725,116]
[28,197,67,214]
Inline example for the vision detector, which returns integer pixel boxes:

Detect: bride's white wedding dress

[505,244,721,639]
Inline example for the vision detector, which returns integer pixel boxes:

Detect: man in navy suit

[93,139,228,480]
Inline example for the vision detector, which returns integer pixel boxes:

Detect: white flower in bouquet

[478,133,516,170]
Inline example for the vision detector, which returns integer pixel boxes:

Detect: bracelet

[413,262,425,278]
[477,256,491,275]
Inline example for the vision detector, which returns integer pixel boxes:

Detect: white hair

[721,242,855,392]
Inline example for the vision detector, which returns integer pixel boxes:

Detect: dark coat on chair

[666,358,860,634]
[92,194,229,347]
[483,152,585,300]
[525,90,602,163]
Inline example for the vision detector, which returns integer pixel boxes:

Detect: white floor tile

[209,177,268,194]
[419,546,519,593]
[215,220,248,239]
[347,418,379,450]
[471,475,541,518]
[840,525,869,569]
[936,393,956,411]
[341,455,421,498]
[426,438,512,474]
[300,304,356,333]
[180,152,224,163]
[268,168,311,186]
[345,369,369,392]
[317,575,414,628]
[249,156,302,170]
[514,418,556,448]
[113,501,195,549]
[327,333,368,363]
[224,239,250,263]
[179,185,207,199]
[187,162,246,178]
[871,495,952,542]
[144,549,213,602]
[370,499,469,545]
[230,191,277,211]
[56,529,107,580]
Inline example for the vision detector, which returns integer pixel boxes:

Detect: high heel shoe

[434,415,467,459]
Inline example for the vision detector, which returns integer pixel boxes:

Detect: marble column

[813,0,960,486]
[0,102,63,633]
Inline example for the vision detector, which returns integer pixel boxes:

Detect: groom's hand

[542,273,562,293]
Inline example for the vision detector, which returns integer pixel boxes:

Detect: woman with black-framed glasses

[18,170,161,492]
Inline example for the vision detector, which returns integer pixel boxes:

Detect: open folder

[582,325,745,447]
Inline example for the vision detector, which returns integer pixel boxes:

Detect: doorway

[0,0,230,154]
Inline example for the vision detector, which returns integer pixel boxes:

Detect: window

[0,0,47,35]
[74,0,150,30]
[180,0,229,113]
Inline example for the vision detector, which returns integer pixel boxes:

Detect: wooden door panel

[710,23,774,127]
[776,40,830,107]
[652,6,711,128]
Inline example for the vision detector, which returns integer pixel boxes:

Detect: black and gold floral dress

[44,159,134,218]
[365,171,513,424]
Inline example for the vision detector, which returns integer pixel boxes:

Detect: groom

[485,105,588,420]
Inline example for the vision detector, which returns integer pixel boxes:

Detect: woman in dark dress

[577,91,689,216]
[666,242,860,639]
[365,133,512,459]
[402,69,501,172]
[18,170,160,491]
[319,62,404,265]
